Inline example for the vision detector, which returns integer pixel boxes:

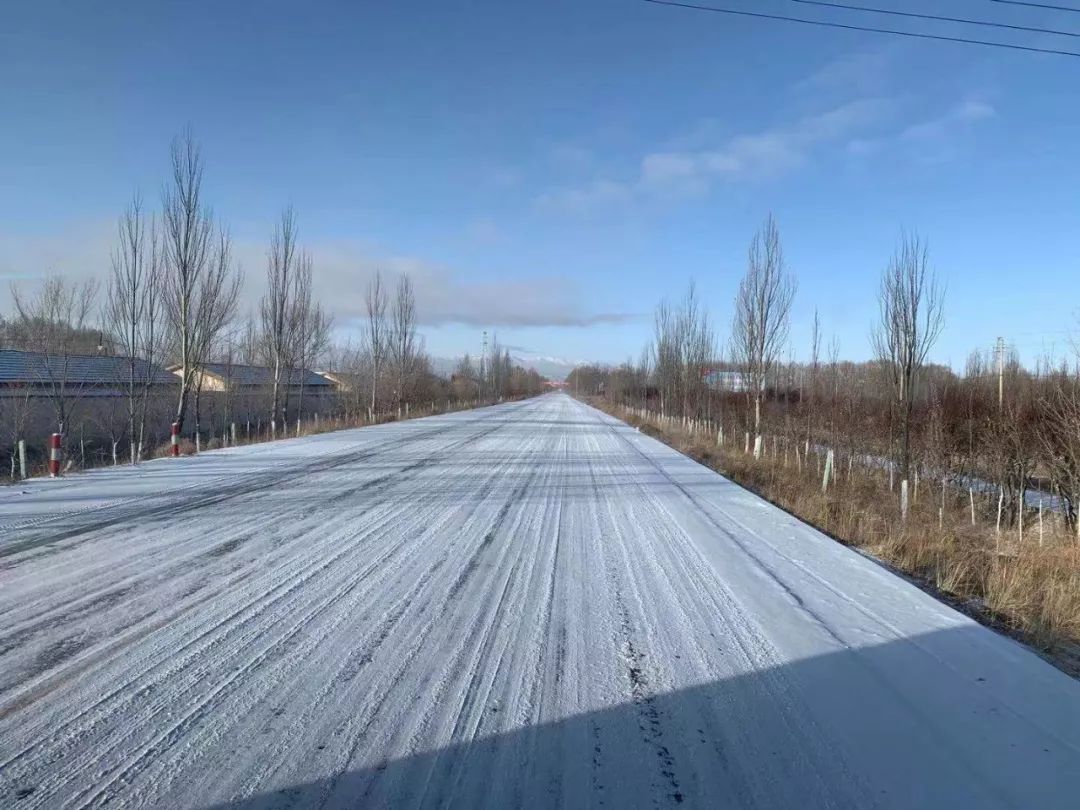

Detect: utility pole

[995,336,1005,409]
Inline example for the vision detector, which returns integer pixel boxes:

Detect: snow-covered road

[2,392,1079,809]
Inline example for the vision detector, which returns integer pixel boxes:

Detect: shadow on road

[198,625,1080,810]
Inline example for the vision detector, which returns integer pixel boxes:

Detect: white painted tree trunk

[996,488,1004,535]
[822,450,834,495]
[1018,491,1024,545]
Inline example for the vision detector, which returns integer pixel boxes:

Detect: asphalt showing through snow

[2,393,1080,808]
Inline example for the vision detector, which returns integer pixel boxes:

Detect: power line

[989,0,1080,14]
[641,0,1080,58]
[790,0,1080,38]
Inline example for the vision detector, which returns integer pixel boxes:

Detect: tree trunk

[900,393,913,483]
[194,385,202,450]
[282,367,292,432]
[128,356,137,464]
[296,374,307,428]
[270,372,281,439]
[175,369,190,434]
[371,360,378,415]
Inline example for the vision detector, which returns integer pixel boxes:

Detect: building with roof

[163,363,339,434]
[166,362,335,394]
[702,368,747,393]
[0,350,179,459]
[0,349,177,395]
[315,370,363,393]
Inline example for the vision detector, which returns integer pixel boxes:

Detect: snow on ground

[1,392,1079,809]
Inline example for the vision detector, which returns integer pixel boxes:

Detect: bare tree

[1,369,33,478]
[650,283,713,418]
[105,195,161,463]
[162,132,239,435]
[365,270,389,415]
[137,221,164,460]
[11,275,99,435]
[487,333,508,400]
[391,273,418,409]
[637,342,653,409]
[453,353,480,400]
[653,299,678,415]
[292,251,332,427]
[192,232,241,444]
[677,281,714,418]
[731,214,797,437]
[806,308,821,446]
[872,230,945,483]
[260,207,299,435]
[341,342,373,417]
[1040,369,1080,536]
[238,314,260,365]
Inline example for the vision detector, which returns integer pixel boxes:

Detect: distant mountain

[428,353,586,382]
[512,354,585,381]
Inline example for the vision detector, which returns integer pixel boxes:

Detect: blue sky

[2,0,1079,370]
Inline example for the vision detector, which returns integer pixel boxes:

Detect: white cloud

[301,246,638,329]
[535,97,893,213]
[649,98,892,184]
[536,87,998,214]
[534,179,634,214]
[793,48,898,100]
[900,99,994,141]
[0,223,637,333]
[847,98,996,160]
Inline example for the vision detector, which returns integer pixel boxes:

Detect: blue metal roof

[0,350,177,386]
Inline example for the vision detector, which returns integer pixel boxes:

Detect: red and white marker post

[171,421,180,457]
[48,432,62,477]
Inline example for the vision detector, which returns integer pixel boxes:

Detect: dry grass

[603,400,1080,676]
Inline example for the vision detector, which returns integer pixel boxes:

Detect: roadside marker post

[171,422,180,457]
[18,439,27,480]
[822,449,834,495]
[48,433,62,477]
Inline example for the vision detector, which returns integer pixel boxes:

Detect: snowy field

[2,392,1079,808]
